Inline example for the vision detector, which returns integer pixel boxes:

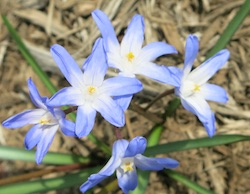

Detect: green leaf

[1,15,111,155]
[206,0,250,58]
[145,134,250,156]
[0,166,101,194]
[165,169,215,194]
[0,146,89,165]
[2,16,57,94]
[147,125,164,147]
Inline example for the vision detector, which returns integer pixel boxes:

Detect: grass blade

[206,0,250,58]
[2,16,57,94]
[0,167,101,194]
[145,134,250,155]
[165,169,215,194]
[0,146,89,165]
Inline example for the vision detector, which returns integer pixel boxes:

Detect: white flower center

[180,80,201,98]
[120,157,135,173]
[87,86,97,95]
[83,85,99,102]
[39,111,57,125]
[118,51,137,76]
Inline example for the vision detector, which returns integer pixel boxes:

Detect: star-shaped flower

[48,38,143,137]
[80,136,179,194]
[92,10,179,110]
[2,78,75,164]
[173,35,230,137]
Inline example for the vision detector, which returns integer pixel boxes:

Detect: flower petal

[48,87,83,106]
[135,154,179,170]
[113,94,133,111]
[138,42,177,63]
[83,38,107,86]
[107,52,123,69]
[134,62,180,86]
[181,96,216,137]
[80,139,128,193]
[24,124,43,150]
[75,105,96,138]
[99,139,128,175]
[27,78,47,109]
[59,118,76,137]
[53,108,65,120]
[80,173,108,193]
[50,44,84,88]
[121,14,144,57]
[36,125,58,164]
[188,49,230,85]
[93,95,125,127]
[2,109,47,128]
[183,35,199,76]
[91,9,120,52]
[100,76,142,96]
[116,168,138,194]
[124,136,147,157]
[200,83,228,103]
[168,66,183,86]
[99,139,129,175]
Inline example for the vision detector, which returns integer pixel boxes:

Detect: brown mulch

[0,0,250,193]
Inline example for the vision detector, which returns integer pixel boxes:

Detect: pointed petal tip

[204,115,216,138]
[188,34,198,40]
[217,49,230,60]
[168,159,180,168]
[2,120,17,129]
[92,9,103,16]
[36,157,42,165]
[75,126,91,138]
[50,43,62,50]
[2,120,9,128]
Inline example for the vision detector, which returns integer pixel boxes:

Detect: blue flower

[92,10,180,110]
[173,35,230,137]
[48,38,143,138]
[2,78,75,164]
[80,136,179,194]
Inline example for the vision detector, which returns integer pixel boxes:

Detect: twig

[129,102,163,124]
[144,88,174,111]
[0,163,85,186]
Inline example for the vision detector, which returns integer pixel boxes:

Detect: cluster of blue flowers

[2,9,230,193]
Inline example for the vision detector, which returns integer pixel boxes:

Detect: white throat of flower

[39,111,57,125]
[180,79,201,98]
[83,85,99,102]
[119,51,137,75]
[119,157,135,174]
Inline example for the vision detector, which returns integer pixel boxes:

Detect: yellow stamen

[39,119,50,125]
[88,86,96,95]
[126,52,135,62]
[193,84,201,92]
[123,162,134,173]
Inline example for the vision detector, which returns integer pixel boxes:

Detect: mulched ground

[0,0,250,193]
